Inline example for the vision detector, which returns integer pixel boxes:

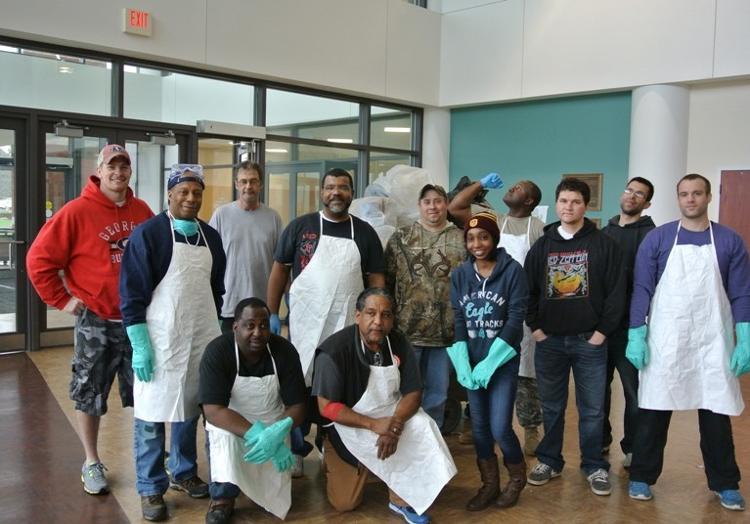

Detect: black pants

[602,328,639,453]
[220,317,234,334]
[629,408,741,491]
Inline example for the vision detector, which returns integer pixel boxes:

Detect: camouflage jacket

[384,221,466,347]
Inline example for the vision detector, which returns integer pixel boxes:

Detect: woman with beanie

[448,210,529,511]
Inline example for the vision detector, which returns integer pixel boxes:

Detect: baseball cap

[419,184,448,201]
[97,144,130,166]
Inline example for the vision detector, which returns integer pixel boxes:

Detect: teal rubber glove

[243,421,267,449]
[447,341,478,390]
[271,443,294,473]
[626,325,649,370]
[173,217,198,237]
[270,314,281,335]
[243,416,293,464]
[126,323,154,382]
[480,172,503,189]
[730,322,750,377]
[471,337,518,388]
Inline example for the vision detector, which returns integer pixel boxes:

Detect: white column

[628,85,690,226]
[421,107,451,188]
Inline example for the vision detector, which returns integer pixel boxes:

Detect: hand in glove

[730,322,750,377]
[625,325,649,370]
[126,323,154,382]
[270,314,281,335]
[243,421,267,449]
[471,337,517,388]
[480,172,504,189]
[243,417,293,464]
[271,443,295,472]
[447,341,478,390]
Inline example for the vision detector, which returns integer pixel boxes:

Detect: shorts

[69,308,134,416]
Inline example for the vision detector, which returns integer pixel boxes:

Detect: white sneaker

[291,455,304,478]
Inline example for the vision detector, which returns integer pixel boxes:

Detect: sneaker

[141,494,168,522]
[81,462,109,495]
[623,453,633,468]
[586,469,611,496]
[169,475,209,498]
[291,455,304,479]
[388,502,431,524]
[629,481,653,501]
[205,499,235,524]
[715,489,746,511]
[527,462,561,485]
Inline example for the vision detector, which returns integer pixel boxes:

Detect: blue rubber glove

[173,217,198,237]
[471,337,518,389]
[270,314,281,335]
[480,172,504,189]
[271,443,294,473]
[126,323,154,382]
[625,325,649,370]
[447,341,478,390]
[243,417,293,464]
[243,421,267,449]
[730,322,750,377]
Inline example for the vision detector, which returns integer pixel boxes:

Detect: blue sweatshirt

[120,212,226,327]
[450,247,528,365]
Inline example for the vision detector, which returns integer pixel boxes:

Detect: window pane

[371,106,413,150]
[198,138,236,221]
[124,66,254,126]
[369,153,412,185]
[267,89,360,144]
[0,47,112,115]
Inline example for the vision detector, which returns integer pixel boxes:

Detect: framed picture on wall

[562,173,603,211]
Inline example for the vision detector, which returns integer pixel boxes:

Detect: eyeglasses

[623,188,648,199]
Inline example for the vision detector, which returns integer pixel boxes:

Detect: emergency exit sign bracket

[123,8,152,37]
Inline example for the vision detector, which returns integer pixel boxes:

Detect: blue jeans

[134,416,199,496]
[413,346,450,430]
[534,334,609,474]
[466,355,523,464]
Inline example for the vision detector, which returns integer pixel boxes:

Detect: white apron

[499,216,535,378]
[206,343,291,520]
[289,213,365,386]
[333,338,457,515]
[639,222,744,416]
[134,219,221,422]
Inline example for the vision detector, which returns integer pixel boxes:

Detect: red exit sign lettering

[122,8,152,37]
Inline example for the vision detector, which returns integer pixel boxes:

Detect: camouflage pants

[515,376,543,428]
[69,308,134,416]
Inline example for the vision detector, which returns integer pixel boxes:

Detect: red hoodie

[27,176,154,320]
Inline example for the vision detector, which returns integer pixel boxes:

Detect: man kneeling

[313,288,456,523]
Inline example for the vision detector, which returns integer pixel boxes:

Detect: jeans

[413,346,450,430]
[134,416,199,496]
[629,408,741,491]
[466,355,523,464]
[603,328,639,454]
[534,334,609,474]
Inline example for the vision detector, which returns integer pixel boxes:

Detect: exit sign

[123,8,152,36]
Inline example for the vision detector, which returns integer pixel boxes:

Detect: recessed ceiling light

[58,65,73,74]
[266,148,288,153]
[327,138,353,144]
[384,127,410,133]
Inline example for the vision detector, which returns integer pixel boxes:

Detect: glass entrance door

[0,116,27,352]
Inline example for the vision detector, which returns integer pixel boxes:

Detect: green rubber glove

[730,322,750,377]
[471,337,518,389]
[126,323,154,382]
[243,417,293,464]
[173,217,198,237]
[625,325,649,370]
[271,443,294,473]
[243,421,267,449]
[447,341,478,390]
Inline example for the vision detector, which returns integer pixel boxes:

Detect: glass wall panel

[371,106,412,150]
[0,46,112,115]
[369,153,412,185]
[0,128,16,334]
[267,89,359,143]
[124,66,254,126]
[198,138,235,221]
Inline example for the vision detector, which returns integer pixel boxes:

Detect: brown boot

[466,456,500,511]
[496,459,527,508]
[524,426,540,456]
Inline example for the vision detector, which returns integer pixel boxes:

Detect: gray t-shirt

[209,202,283,317]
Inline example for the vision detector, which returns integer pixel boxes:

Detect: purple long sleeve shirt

[630,220,750,327]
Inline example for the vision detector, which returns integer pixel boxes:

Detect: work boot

[524,426,540,456]
[466,456,500,511]
[141,494,168,522]
[496,458,527,508]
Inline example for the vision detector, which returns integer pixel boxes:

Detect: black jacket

[602,214,656,328]
[524,218,626,336]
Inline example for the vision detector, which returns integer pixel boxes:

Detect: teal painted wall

[449,92,632,226]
